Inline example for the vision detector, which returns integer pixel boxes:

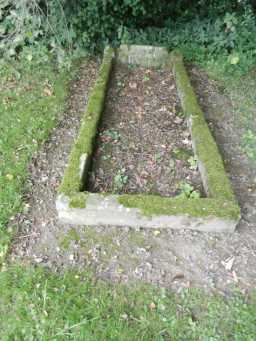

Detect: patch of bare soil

[87,63,203,196]
[10,62,256,296]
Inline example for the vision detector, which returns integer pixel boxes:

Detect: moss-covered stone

[59,47,114,196]
[69,192,88,208]
[118,194,240,220]
[56,46,240,232]
[171,50,237,203]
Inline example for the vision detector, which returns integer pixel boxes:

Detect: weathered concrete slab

[56,194,238,233]
[117,44,170,68]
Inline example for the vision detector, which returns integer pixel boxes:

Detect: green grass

[227,75,256,163]
[205,62,256,164]
[0,55,71,253]
[0,265,255,340]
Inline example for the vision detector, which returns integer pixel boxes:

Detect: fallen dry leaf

[174,117,183,124]
[172,273,185,282]
[221,256,235,271]
[129,82,137,89]
[232,270,239,283]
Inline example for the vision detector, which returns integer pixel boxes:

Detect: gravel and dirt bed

[87,63,203,197]
[9,61,256,295]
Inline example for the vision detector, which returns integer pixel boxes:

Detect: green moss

[69,192,88,208]
[172,147,192,161]
[118,194,240,220]
[171,50,237,202]
[59,47,114,196]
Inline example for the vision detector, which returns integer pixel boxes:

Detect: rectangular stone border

[56,45,240,232]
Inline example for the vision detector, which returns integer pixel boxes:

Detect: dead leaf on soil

[172,273,185,282]
[174,117,183,124]
[232,270,239,283]
[221,256,235,271]
[129,82,137,89]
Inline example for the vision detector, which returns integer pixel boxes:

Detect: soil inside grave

[87,63,203,197]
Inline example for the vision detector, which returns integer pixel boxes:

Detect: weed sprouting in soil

[179,182,201,199]
[114,169,129,192]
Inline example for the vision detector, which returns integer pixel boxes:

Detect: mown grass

[206,62,256,164]
[225,74,256,163]
[0,55,71,254]
[0,265,255,340]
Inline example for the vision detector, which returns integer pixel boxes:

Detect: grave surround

[56,45,240,232]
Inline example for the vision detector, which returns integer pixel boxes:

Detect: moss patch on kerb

[171,51,236,202]
[118,195,240,220]
[69,192,89,208]
[59,47,114,196]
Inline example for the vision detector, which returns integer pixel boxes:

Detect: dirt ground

[10,60,256,296]
[88,63,203,197]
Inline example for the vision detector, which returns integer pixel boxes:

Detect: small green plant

[127,64,136,70]
[155,152,162,163]
[114,169,128,192]
[179,182,200,199]
[117,81,124,88]
[102,154,111,161]
[188,156,198,170]
[243,129,256,161]
[143,75,150,82]
[103,129,121,142]
[172,147,192,161]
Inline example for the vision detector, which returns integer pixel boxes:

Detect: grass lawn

[0,54,255,340]
[0,56,71,258]
[205,60,256,163]
[0,265,255,340]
